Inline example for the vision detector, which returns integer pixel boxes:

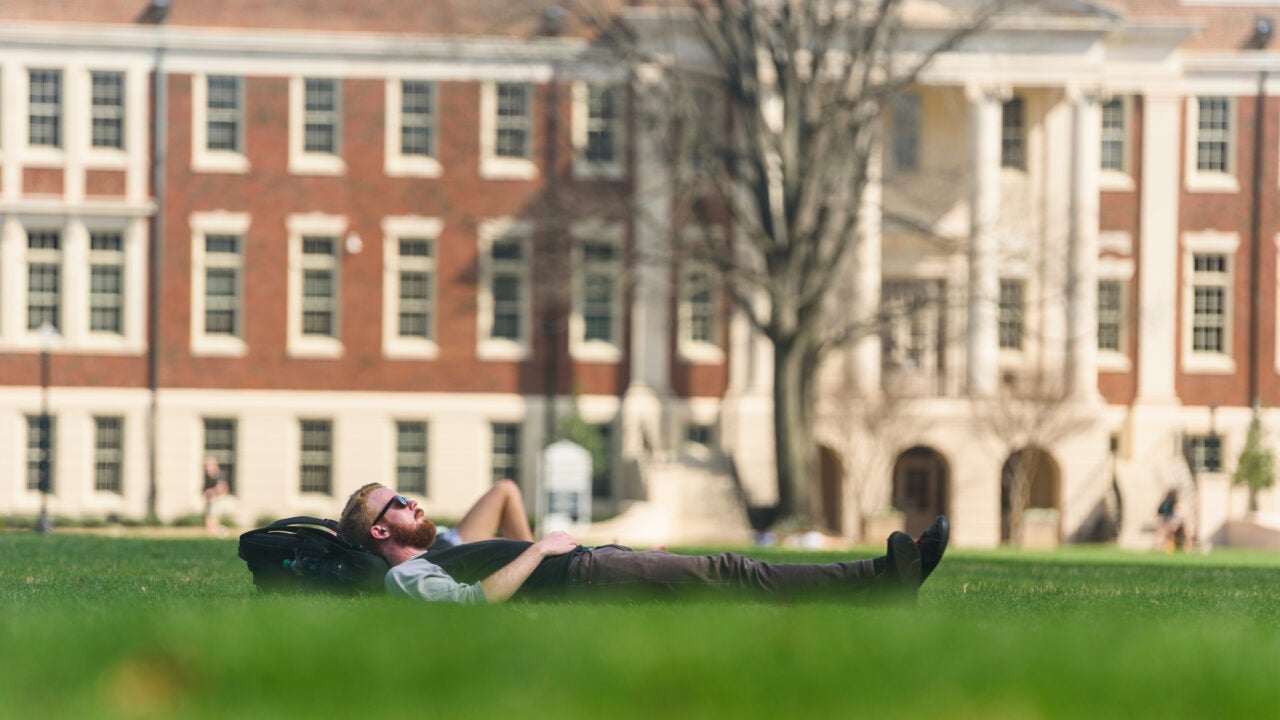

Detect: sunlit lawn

[1,532,1277,719]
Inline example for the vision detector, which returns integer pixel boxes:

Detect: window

[299,419,333,494]
[290,77,344,174]
[998,278,1024,350]
[26,415,55,493]
[491,422,522,485]
[89,71,125,150]
[94,417,123,493]
[89,231,124,335]
[191,212,249,355]
[1001,96,1024,169]
[685,424,714,448]
[27,230,61,331]
[400,80,435,158]
[572,224,623,360]
[478,219,531,359]
[193,74,248,173]
[1100,98,1127,172]
[481,82,536,179]
[304,78,340,155]
[301,237,338,337]
[206,75,242,152]
[574,82,624,178]
[203,234,242,337]
[1195,97,1232,174]
[592,423,614,499]
[892,92,921,171]
[680,264,720,354]
[1097,280,1124,353]
[382,216,441,358]
[1185,434,1222,473]
[397,238,434,340]
[395,421,428,495]
[1190,253,1229,354]
[287,214,345,357]
[203,418,237,494]
[495,83,531,159]
[28,69,62,148]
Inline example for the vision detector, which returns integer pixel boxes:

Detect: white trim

[189,211,250,358]
[571,81,626,181]
[286,213,346,358]
[569,220,624,363]
[381,215,442,360]
[191,73,250,174]
[1098,231,1132,256]
[477,218,533,361]
[384,78,442,178]
[288,76,346,176]
[479,81,537,181]
[1181,230,1239,375]
[1184,96,1240,194]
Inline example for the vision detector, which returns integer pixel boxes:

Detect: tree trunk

[773,336,820,526]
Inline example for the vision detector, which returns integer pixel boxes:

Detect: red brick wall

[85,169,126,196]
[23,167,63,195]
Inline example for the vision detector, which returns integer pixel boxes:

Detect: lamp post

[35,321,58,534]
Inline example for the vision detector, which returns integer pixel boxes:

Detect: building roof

[1106,0,1280,52]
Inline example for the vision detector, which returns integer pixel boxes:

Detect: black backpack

[237,516,389,594]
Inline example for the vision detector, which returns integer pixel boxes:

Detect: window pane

[299,420,332,494]
[203,418,237,493]
[396,421,428,495]
[94,417,124,493]
[29,69,62,148]
[999,279,1023,350]
[491,422,521,484]
[1001,97,1024,169]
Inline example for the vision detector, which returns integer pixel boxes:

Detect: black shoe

[916,515,949,583]
[882,530,922,601]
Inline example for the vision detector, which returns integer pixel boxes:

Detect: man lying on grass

[338,482,948,604]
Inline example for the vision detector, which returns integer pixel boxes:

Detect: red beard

[387,512,437,550]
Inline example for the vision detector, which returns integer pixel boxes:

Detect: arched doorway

[1000,447,1061,543]
[891,446,950,537]
[817,444,844,533]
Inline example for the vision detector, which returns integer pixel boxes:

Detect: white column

[851,132,883,396]
[1136,93,1182,401]
[966,84,1004,397]
[1068,89,1102,399]
[622,66,672,458]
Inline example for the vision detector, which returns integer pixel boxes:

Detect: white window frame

[93,415,124,494]
[25,227,63,335]
[288,76,345,176]
[1185,96,1239,193]
[385,78,441,178]
[382,215,442,360]
[572,81,625,180]
[298,418,334,495]
[23,67,64,166]
[190,211,250,357]
[1181,230,1239,374]
[1000,95,1025,170]
[489,421,523,485]
[480,81,537,180]
[1098,95,1134,191]
[286,213,346,358]
[1096,257,1135,373]
[87,229,126,338]
[477,218,532,361]
[570,220,624,362]
[678,261,724,365]
[394,420,430,496]
[192,73,249,173]
[88,70,127,155]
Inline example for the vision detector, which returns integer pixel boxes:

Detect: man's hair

[338,482,384,552]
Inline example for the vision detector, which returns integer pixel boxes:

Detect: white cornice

[0,22,599,63]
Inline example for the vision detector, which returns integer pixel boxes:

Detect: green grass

[2,533,1278,719]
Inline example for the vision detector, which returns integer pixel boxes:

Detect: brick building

[1,0,1278,547]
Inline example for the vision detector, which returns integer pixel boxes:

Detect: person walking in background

[203,457,230,538]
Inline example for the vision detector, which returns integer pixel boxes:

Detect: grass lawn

[1,532,1277,719]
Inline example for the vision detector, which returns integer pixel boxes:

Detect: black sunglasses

[371,493,410,527]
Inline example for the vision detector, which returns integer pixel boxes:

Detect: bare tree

[976,367,1093,545]
[577,0,1010,525]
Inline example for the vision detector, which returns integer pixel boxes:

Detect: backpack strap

[266,516,341,534]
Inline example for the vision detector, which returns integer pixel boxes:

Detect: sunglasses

[371,493,410,527]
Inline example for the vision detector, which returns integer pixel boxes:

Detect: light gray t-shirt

[384,553,487,604]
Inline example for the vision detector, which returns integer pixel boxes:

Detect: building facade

[0,0,1278,548]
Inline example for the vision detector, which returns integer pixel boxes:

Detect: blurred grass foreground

[1,532,1278,719]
